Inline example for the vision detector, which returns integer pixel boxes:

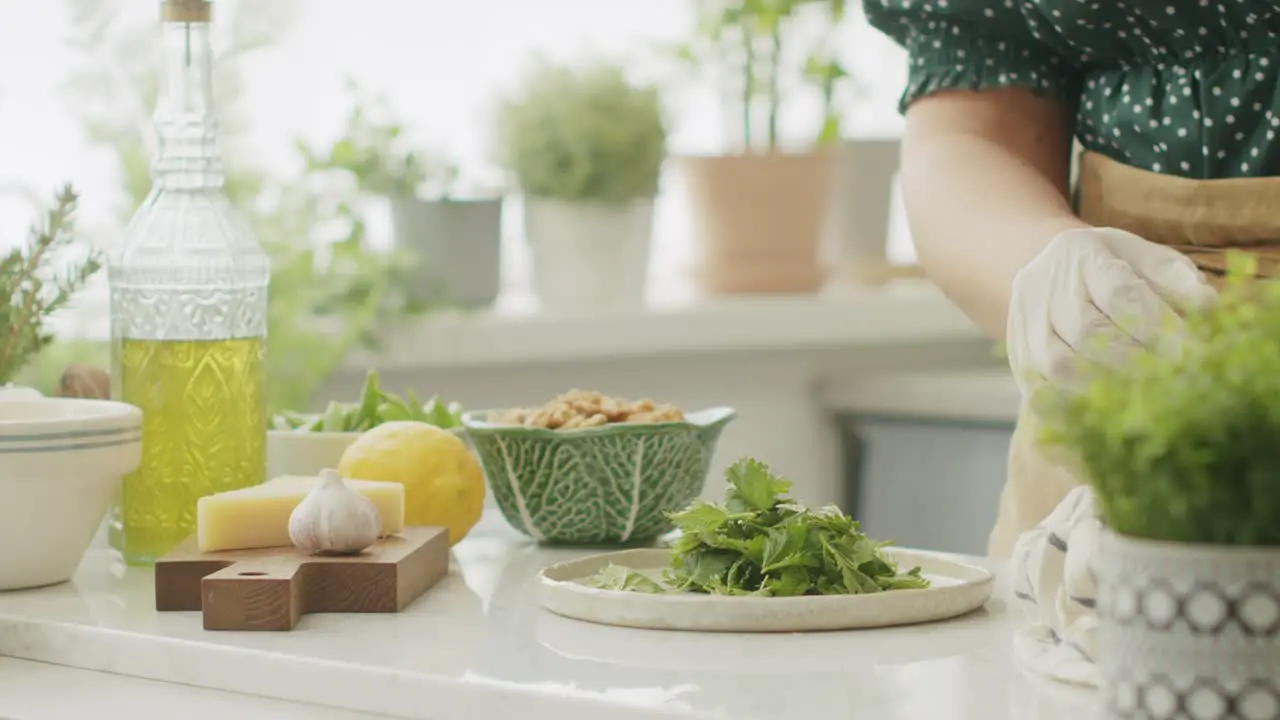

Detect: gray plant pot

[389,196,503,308]
[1096,529,1280,719]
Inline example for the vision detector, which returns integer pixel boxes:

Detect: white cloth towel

[1010,484,1103,687]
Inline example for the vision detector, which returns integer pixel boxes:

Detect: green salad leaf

[270,369,464,433]
[584,457,929,597]
[585,565,667,594]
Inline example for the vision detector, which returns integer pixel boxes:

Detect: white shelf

[347,280,981,371]
[827,368,1021,423]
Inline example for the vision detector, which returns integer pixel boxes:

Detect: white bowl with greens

[267,370,464,480]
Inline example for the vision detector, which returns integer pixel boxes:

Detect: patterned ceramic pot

[461,407,736,545]
[1096,530,1280,720]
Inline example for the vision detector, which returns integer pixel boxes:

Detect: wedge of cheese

[196,475,406,552]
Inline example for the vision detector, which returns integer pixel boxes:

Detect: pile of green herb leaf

[271,369,463,433]
[586,458,929,597]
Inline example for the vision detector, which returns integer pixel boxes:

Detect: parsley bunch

[588,458,928,597]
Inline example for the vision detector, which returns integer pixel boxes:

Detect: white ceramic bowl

[0,397,141,590]
[267,427,468,481]
[266,430,363,480]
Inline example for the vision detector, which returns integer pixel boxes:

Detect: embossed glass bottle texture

[107,0,270,565]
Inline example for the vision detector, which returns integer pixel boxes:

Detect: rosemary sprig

[0,185,104,385]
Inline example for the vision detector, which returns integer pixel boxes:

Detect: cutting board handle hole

[237,572,267,576]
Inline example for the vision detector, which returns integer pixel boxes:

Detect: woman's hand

[1006,227,1217,396]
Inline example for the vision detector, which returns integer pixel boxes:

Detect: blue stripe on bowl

[0,433,143,455]
[0,426,142,444]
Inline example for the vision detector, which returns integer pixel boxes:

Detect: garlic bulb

[288,469,382,556]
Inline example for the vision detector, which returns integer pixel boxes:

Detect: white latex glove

[1007,227,1217,397]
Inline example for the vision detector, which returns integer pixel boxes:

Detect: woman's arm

[901,88,1085,340]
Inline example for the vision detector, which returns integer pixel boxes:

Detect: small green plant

[0,187,103,385]
[298,81,460,199]
[495,61,667,203]
[679,0,855,152]
[1036,254,1280,546]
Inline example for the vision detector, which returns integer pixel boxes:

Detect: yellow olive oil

[108,337,266,564]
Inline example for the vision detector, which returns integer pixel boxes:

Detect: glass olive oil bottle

[107,0,270,565]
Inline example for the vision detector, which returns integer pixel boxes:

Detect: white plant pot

[825,137,903,284]
[523,197,653,312]
[1096,529,1280,719]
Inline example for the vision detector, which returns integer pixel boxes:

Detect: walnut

[649,405,684,422]
[529,405,573,429]
[562,413,609,429]
[492,390,686,430]
[489,409,527,426]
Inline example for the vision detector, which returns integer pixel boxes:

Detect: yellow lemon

[337,421,486,545]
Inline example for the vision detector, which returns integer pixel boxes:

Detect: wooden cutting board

[155,526,449,631]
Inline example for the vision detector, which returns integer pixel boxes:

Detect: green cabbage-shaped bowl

[461,407,736,545]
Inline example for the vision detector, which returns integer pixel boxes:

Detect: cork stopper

[162,0,211,22]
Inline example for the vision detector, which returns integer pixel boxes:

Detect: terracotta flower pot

[1096,529,1280,719]
[682,152,835,295]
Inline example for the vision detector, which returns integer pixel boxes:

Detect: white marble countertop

[0,513,1096,720]
[0,657,397,719]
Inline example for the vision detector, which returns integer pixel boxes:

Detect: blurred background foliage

[16,0,431,413]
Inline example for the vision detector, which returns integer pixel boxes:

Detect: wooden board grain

[154,526,449,631]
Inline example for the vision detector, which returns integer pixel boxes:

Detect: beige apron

[986,150,1280,558]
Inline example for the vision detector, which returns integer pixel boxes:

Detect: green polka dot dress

[864,0,1280,178]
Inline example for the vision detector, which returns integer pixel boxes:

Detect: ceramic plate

[538,548,995,632]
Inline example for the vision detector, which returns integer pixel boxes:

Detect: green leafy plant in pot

[677,0,854,295]
[1035,256,1280,719]
[495,60,668,312]
[299,82,505,310]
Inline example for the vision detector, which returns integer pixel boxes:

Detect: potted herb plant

[495,60,667,312]
[300,86,505,310]
[677,0,854,295]
[1035,257,1280,719]
[1,186,104,396]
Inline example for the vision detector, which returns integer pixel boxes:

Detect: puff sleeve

[863,0,1082,112]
